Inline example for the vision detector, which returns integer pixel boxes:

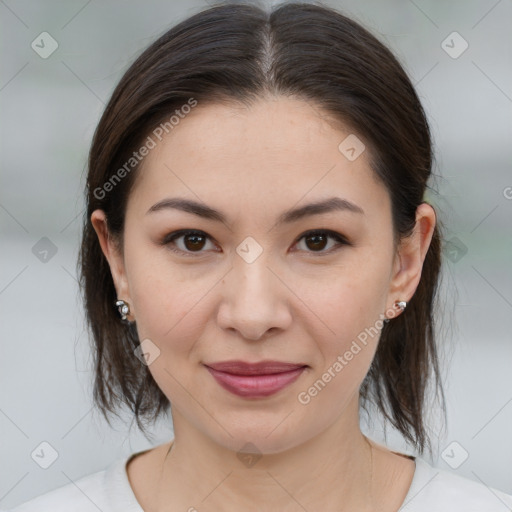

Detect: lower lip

[205,366,306,398]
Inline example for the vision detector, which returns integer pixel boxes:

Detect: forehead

[128,97,390,222]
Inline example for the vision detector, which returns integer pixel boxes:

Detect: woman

[11,2,512,511]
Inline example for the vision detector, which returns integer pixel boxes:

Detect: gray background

[1,0,511,508]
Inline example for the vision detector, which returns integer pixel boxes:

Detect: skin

[92,96,435,511]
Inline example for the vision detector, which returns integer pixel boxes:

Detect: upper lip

[205,360,307,375]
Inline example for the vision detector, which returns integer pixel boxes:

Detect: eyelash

[161,229,351,257]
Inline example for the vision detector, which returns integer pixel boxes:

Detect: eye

[161,229,350,257]
[161,230,218,256]
[293,229,350,255]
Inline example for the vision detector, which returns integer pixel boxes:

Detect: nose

[216,254,292,341]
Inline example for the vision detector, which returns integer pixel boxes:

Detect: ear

[90,209,134,320]
[386,203,436,315]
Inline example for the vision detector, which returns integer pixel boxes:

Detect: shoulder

[8,469,108,512]
[401,457,512,512]
[8,454,141,512]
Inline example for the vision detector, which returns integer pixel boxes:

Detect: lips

[204,360,307,398]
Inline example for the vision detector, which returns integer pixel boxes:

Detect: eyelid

[161,228,350,256]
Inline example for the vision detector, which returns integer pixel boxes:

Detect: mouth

[204,360,308,398]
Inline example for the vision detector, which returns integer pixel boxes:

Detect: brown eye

[182,233,206,251]
[295,230,349,255]
[162,230,217,256]
[304,233,328,251]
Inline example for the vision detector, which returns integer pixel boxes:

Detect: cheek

[295,272,389,413]
[308,258,390,341]
[126,255,211,401]
[123,239,209,344]
[298,253,392,391]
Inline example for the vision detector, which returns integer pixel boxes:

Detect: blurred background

[1,0,511,508]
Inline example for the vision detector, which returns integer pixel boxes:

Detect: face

[92,96,434,454]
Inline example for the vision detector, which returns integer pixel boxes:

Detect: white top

[7,449,512,511]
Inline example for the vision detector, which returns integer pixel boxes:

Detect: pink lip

[205,360,307,398]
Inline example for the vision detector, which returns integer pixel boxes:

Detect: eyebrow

[146,196,364,225]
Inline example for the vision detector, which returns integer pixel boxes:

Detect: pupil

[307,234,327,251]
[185,234,205,251]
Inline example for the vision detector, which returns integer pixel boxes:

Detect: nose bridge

[217,240,291,340]
[232,233,273,287]
[232,243,277,308]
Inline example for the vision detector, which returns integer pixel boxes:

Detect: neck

[154,396,375,511]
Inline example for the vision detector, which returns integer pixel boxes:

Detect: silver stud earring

[383,300,407,324]
[115,299,130,321]
[395,300,407,312]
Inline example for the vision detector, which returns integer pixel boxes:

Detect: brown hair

[79,1,446,454]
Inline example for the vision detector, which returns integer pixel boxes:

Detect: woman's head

[80,1,445,456]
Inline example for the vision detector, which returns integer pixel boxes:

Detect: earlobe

[387,203,436,311]
[90,210,132,312]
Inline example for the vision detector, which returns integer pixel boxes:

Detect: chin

[204,416,314,456]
